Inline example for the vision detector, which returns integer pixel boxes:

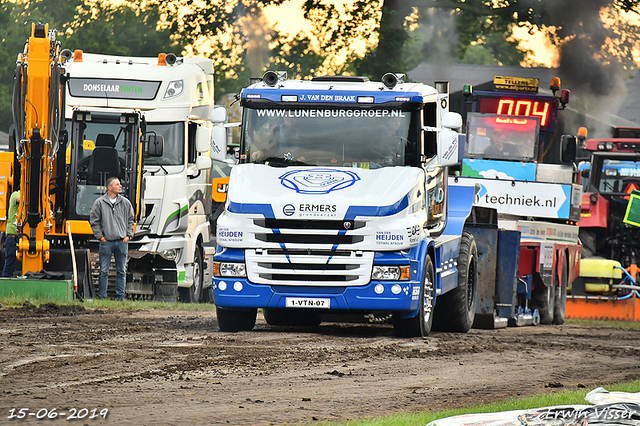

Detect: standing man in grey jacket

[90,177,135,300]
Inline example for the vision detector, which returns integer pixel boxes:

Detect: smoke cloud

[526,0,630,137]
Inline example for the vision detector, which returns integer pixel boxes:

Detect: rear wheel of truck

[532,277,556,325]
[433,230,478,332]
[178,245,203,303]
[216,307,257,332]
[263,309,321,327]
[579,229,597,258]
[393,255,435,338]
[553,259,568,325]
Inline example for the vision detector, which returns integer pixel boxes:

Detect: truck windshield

[242,107,413,168]
[465,113,539,161]
[596,159,640,194]
[145,122,185,166]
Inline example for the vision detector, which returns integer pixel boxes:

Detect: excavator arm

[12,23,65,274]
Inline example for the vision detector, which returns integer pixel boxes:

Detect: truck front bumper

[212,278,421,312]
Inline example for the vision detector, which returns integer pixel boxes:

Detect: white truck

[209,71,487,336]
[63,50,216,302]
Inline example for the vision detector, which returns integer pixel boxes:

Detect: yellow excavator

[2,23,145,297]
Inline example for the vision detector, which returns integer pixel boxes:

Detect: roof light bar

[357,96,374,103]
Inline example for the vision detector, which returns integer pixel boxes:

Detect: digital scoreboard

[475,93,559,133]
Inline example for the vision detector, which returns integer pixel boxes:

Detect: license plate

[285,297,330,309]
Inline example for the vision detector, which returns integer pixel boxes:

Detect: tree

[157,0,328,99]
[0,0,184,133]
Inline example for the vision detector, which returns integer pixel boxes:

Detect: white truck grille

[245,249,374,286]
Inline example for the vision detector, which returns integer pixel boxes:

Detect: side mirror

[210,126,228,162]
[147,134,164,157]
[210,106,227,124]
[195,126,210,153]
[580,165,590,179]
[561,135,577,164]
[422,112,462,168]
[196,156,212,170]
[442,111,462,130]
[437,128,459,167]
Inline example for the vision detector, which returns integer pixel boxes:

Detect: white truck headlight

[164,79,184,99]
[371,266,410,281]
[160,248,181,262]
[214,262,246,277]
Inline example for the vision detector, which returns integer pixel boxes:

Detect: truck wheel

[178,245,204,303]
[553,259,568,325]
[579,229,597,258]
[532,277,556,325]
[202,286,214,303]
[432,230,477,332]
[216,307,257,332]
[393,255,435,338]
[263,309,321,327]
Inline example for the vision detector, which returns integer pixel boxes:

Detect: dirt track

[1,304,640,426]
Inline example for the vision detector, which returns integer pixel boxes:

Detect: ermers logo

[300,204,336,212]
[283,204,295,216]
[279,168,360,194]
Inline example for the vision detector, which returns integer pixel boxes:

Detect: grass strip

[0,295,216,311]
[313,379,640,426]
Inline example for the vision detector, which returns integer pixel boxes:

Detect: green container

[0,278,74,302]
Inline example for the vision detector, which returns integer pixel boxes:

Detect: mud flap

[464,208,521,329]
[202,245,216,291]
[495,230,520,319]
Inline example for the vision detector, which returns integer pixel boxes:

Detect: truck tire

[178,245,204,303]
[202,286,214,303]
[553,259,568,325]
[432,230,478,332]
[216,307,257,332]
[263,308,321,327]
[532,276,556,325]
[579,229,597,258]
[393,255,435,338]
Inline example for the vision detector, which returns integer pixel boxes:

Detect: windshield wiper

[262,157,310,167]
[144,159,169,175]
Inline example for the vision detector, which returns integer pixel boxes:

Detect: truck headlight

[214,262,246,277]
[160,248,182,262]
[164,79,184,99]
[371,266,410,281]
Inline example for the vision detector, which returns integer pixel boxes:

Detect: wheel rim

[193,254,202,295]
[422,270,434,326]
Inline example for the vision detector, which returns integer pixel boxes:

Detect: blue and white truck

[209,72,484,337]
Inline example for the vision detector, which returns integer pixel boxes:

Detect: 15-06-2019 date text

[7,408,109,420]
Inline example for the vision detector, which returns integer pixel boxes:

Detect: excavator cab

[67,111,143,220]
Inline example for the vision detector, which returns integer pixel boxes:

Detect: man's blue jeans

[2,235,17,278]
[98,240,128,299]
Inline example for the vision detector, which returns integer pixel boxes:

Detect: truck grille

[253,218,366,246]
[255,234,364,244]
[245,249,374,286]
[254,219,366,230]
